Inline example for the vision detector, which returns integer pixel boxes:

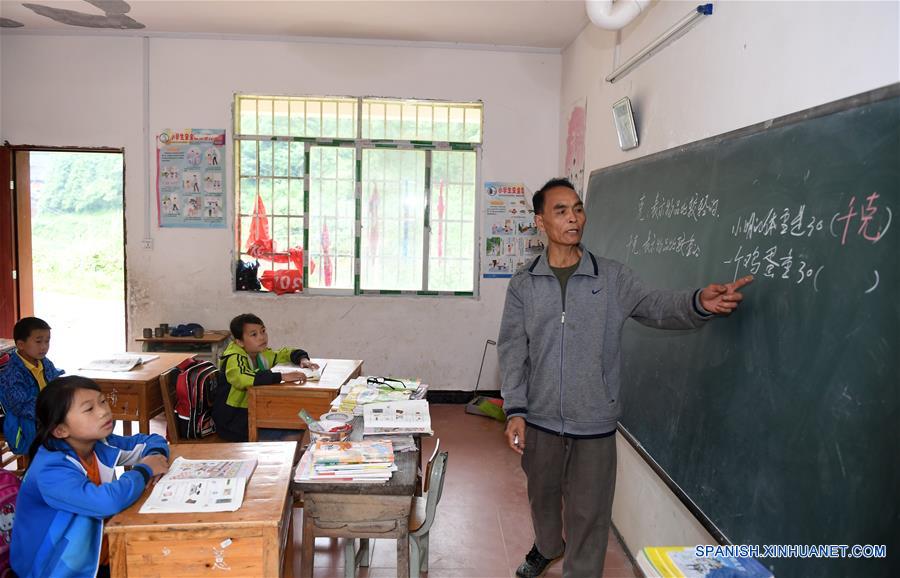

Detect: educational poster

[482,182,541,278]
[565,98,587,196]
[157,128,226,228]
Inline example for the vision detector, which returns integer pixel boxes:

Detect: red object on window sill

[259,269,303,295]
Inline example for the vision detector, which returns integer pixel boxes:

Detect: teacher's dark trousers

[522,425,617,578]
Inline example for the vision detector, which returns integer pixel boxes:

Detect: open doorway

[22,150,126,367]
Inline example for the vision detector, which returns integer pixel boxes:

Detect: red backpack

[173,357,219,439]
[0,470,20,577]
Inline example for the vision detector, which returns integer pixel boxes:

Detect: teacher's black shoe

[515,543,563,577]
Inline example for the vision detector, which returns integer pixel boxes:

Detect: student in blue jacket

[0,317,65,454]
[11,376,170,578]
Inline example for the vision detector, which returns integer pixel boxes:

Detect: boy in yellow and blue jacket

[0,317,64,454]
[212,313,317,441]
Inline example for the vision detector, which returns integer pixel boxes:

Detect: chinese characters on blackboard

[623,191,891,294]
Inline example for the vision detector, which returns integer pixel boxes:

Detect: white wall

[1,34,562,389]
[560,0,899,554]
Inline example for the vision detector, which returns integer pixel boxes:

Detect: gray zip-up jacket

[498,246,712,436]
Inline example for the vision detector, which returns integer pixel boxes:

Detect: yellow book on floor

[643,546,773,578]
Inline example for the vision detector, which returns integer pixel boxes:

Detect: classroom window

[361,149,425,290]
[429,150,477,292]
[361,98,482,143]
[308,146,356,290]
[235,94,482,295]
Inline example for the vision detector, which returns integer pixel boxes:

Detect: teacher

[499,178,752,577]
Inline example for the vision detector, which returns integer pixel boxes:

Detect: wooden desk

[247,358,363,442]
[295,450,418,578]
[107,442,297,578]
[76,352,194,435]
[135,330,231,362]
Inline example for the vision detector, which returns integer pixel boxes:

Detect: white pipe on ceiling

[586,0,652,31]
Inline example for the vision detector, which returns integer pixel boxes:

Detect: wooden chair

[0,434,27,474]
[159,368,223,444]
[343,441,449,578]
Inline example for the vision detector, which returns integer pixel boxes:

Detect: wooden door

[0,146,17,337]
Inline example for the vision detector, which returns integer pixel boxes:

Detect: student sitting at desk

[0,317,65,455]
[11,376,169,578]
[213,313,319,442]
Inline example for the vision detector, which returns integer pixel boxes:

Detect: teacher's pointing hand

[699,275,754,315]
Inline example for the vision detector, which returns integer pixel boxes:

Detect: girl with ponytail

[11,376,169,578]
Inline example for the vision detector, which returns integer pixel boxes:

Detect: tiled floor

[287,404,638,578]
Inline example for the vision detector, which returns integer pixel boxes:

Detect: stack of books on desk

[295,440,396,483]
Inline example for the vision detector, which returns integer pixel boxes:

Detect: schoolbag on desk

[173,357,220,439]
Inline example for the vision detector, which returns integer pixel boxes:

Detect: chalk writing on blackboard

[637,192,720,222]
[832,191,891,245]
[723,245,823,289]
[625,231,701,259]
[730,205,825,240]
[625,193,721,260]
[624,191,892,294]
[725,194,893,293]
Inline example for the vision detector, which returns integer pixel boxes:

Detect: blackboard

[583,85,898,578]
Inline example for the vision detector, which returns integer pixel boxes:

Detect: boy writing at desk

[0,317,64,455]
[212,313,318,442]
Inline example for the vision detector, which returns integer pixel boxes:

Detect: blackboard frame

[588,83,899,209]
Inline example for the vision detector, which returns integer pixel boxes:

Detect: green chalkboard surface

[583,85,898,578]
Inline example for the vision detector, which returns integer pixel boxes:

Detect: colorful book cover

[312,440,394,466]
[644,547,773,578]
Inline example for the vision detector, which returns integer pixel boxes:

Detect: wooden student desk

[135,330,231,362]
[76,352,194,435]
[247,358,363,442]
[295,450,419,578]
[106,441,298,578]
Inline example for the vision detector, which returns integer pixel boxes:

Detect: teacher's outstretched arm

[699,275,754,315]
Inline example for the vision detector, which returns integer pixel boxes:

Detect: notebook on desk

[271,361,326,381]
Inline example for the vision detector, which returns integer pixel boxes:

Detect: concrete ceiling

[0,0,593,50]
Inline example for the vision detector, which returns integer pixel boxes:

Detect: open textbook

[139,457,257,514]
[79,354,160,372]
[271,360,327,381]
